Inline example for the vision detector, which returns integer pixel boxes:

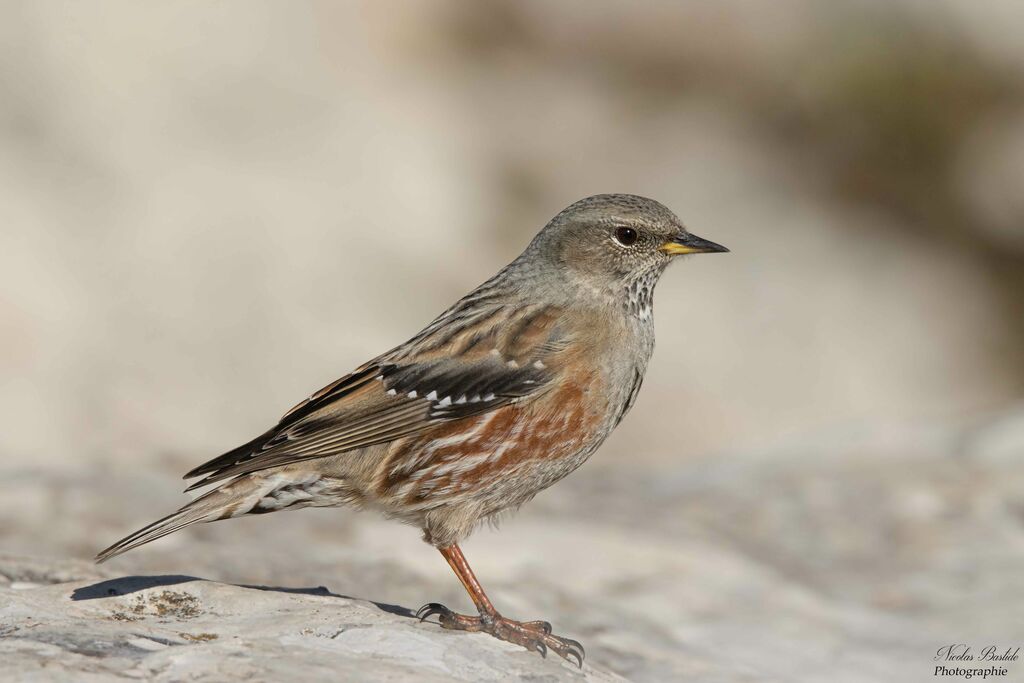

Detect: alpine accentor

[97,194,728,666]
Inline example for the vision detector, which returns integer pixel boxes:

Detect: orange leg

[416,543,585,667]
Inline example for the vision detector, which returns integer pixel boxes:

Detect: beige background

[2,2,1024,680]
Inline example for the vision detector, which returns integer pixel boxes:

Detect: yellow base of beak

[660,243,704,255]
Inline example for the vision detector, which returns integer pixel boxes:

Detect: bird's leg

[416,543,585,667]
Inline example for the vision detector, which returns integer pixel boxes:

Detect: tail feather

[95,471,344,563]
[95,486,230,563]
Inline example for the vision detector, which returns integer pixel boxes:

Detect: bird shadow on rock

[71,574,198,599]
[71,575,415,618]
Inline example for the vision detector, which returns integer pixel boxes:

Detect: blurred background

[2,1,1023,680]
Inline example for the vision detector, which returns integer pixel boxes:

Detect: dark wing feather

[183,302,566,490]
[182,363,384,481]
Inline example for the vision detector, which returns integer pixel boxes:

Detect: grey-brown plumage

[97,194,728,665]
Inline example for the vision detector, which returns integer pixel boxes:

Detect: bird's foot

[416,602,584,667]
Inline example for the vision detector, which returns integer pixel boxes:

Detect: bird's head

[522,194,728,303]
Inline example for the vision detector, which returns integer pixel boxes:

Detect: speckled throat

[624,267,663,321]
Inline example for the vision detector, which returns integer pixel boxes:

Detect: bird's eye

[614,227,638,246]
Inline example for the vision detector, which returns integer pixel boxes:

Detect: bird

[96,193,728,666]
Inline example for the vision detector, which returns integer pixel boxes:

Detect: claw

[415,602,449,622]
[522,619,552,635]
[558,638,585,668]
[543,633,585,668]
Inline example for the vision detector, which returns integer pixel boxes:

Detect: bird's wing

[183,302,568,490]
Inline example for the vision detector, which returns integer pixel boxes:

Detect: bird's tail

[95,471,339,563]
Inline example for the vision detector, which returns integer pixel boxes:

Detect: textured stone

[0,559,622,683]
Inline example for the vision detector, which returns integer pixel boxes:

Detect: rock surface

[0,557,621,682]
[4,409,1024,681]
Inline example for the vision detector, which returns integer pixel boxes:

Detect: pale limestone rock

[0,559,623,683]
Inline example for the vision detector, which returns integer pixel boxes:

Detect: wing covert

[183,303,567,490]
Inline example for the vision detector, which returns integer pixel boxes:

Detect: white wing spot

[407,390,418,399]
[426,390,438,401]
[437,396,452,407]
[533,360,546,370]
[482,393,495,401]
[455,396,467,405]
[386,389,397,396]
[506,360,519,368]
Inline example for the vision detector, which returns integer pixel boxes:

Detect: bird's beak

[659,231,730,256]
